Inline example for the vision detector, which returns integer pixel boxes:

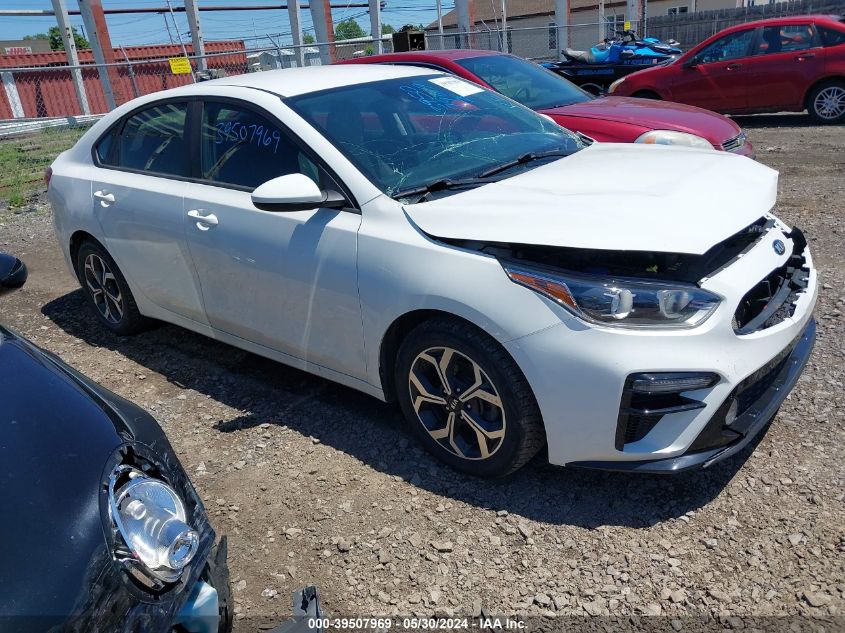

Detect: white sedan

[49,65,817,477]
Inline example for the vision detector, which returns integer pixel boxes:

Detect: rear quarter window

[96,102,190,178]
[818,26,845,47]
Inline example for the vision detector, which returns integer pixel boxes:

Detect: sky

[0,0,453,48]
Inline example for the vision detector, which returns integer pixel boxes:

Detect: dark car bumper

[570,318,815,474]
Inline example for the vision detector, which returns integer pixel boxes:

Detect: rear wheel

[75,241,150,335]
[395,318,545,478]
[807,80,845,124]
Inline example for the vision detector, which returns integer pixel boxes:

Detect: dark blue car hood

[0,326,215,632]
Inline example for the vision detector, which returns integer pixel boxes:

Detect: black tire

[75,240,151,335]
[632,90,661,100]
[395,317,545,478]
[806,79,845,124]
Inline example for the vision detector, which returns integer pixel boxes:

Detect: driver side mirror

[682,58,699,69]
[0,253,27,296]
[251,173,347,212]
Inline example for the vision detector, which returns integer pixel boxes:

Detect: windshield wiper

[477,149,574,179]
[393,177,496,203]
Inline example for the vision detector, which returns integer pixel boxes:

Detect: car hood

[0,326,211,629]
[403,143,778,255]
[0,328,124,620]
[540,96,741,144]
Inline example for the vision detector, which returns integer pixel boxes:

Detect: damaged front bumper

[174,537,233,633]
[568,318,816,473]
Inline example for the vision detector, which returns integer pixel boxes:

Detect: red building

[0,41,247,119]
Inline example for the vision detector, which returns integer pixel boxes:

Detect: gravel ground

[1,116,843,631]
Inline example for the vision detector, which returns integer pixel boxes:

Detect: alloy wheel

[83,253,124,324]
[813,86,845,120]
[408,346,506,460]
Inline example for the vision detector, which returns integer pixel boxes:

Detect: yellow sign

[168,57,192,75]
[623,21,631,31]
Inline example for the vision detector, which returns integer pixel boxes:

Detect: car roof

[716,13,844,32]
[346,49,504,64]
[190,63,441,97]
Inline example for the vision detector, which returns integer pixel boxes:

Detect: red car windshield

[455,54,592,110]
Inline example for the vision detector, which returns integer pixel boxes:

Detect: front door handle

[725,63,742,71]
[93,190,115,206]
[796,53,816,61]
[187,209,219,230]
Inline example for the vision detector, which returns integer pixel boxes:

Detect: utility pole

[554,0,569,59]
[78,0,122,110]
[436,0,443,36]
[598,0,605,42]
[309,0,335,64]
[184,0,207,71]
[456,0,471,48]
[165,0,194,81]
[501,0,507,53]
[287,0,305,67]
[51,0,89,115]
[369,0,382,54]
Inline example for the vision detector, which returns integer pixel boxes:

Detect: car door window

[100,102,189,177]
[754,24,815,55]
[200,101,333,191]
[818,26,845,47]
[695,29,755,64]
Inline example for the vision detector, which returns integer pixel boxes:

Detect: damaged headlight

[635,130,714,150]
[109,466,199,583]
[503,263,721,328]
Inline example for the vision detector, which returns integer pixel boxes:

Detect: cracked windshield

[287,75,583,199]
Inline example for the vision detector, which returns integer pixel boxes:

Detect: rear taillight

[44,167,53,187]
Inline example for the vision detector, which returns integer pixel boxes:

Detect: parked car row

[344,49,754,156]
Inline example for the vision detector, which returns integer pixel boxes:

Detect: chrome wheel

[813,86,845,120]
[83,253,123,324]
[408,346,506,460]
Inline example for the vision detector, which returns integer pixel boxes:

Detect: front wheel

[395,318,545,478]
[807,80,845,124]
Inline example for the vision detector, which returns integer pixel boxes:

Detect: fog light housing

[109,467,199,583]
[630,372,720,394]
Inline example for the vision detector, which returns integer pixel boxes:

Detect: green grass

[0,125,89,209]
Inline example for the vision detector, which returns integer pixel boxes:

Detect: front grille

[733,228,810,335]
[623,414,661,444]
[721,132,747,152]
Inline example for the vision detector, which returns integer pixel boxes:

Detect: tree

[334,18,366,41]
[400,24,424,32]
[381,23,396,35]
[24,26,89,51]
[303,33,315,44]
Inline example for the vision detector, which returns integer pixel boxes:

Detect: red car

[342,50,754,157]
[610,15,845,124]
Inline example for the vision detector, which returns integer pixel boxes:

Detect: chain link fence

[424,21,645,60]
[0,20,654,124]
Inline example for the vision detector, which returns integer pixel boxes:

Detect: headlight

[109,466,199,583]
[608,77,626,93]
[503,263,721,328]
[635,130,715,150]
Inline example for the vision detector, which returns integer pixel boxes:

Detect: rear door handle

[187,209,218,230]
[93,190,115,206]
[725,63,742,70]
